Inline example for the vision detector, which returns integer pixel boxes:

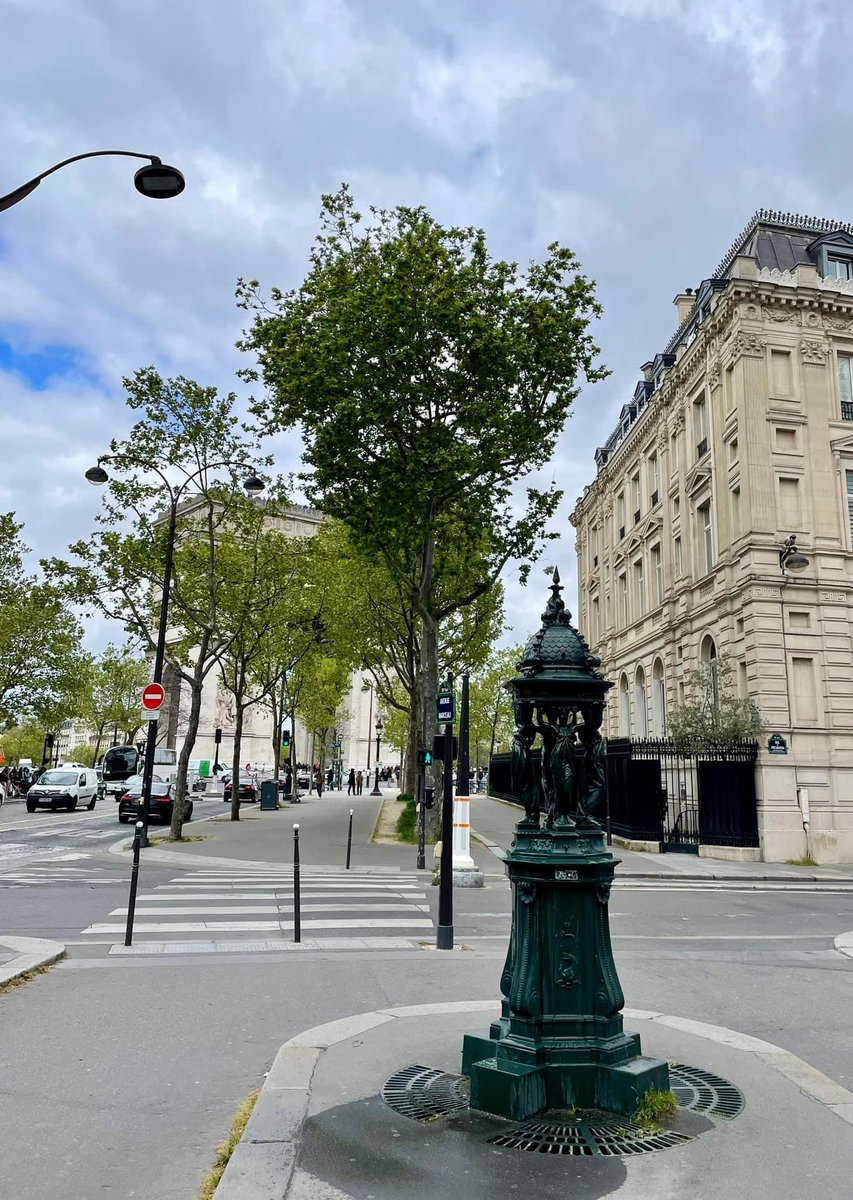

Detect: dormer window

[827,256,853,281]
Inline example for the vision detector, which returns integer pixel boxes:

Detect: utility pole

[436,672,455,950]
[452,671,483,887]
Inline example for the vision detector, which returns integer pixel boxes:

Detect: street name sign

[436,691,455,724]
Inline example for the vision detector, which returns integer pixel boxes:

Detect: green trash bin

[260,779,278,811]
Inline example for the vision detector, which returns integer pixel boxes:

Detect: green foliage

[1,722,46,764]
[0,512,86,729]
[81,643,150,750]
[470,644,523,764]
[633,1088,678,1127]
[667,655,762,753]
[395,794,418,843]
[786,856,818,866]
[238,186,607,781]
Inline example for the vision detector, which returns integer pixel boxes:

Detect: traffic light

[424,787,435,809]
[416,747,432,768]
[282,727,291,749]
[214,727,222,745]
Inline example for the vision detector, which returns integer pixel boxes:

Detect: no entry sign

[141,683,166,713]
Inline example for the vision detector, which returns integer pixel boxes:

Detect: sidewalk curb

[0,935,65,987]
[211,998,853,1198]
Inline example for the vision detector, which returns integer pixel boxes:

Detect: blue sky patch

[0,337,99,390]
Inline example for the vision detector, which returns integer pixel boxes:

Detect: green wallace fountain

[463,569,669,1119]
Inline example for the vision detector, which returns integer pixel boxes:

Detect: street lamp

[85,457,263,844]
[0,150,185,213]
[370,717,384,796]
[780,534,810,574]
[361,678,374,771]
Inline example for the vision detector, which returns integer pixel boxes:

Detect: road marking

[84,918,434,933]
[108,903,427,916]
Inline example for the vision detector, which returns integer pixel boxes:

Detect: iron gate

[605,739,759,853]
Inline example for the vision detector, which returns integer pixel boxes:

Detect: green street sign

[767,734,788,755]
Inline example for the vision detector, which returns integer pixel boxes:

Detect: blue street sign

[437,691,455,724]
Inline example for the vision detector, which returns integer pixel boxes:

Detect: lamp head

[133,162,185,199]
[780,535,810,575]
[85,464,109,486]
[242,474,264,497]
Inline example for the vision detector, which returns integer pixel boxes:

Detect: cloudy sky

[1,0,848,647]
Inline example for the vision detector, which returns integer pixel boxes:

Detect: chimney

[673,287,696,326]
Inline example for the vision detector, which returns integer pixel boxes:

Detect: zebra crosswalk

[0,861,127,887]
[80,865,436,953]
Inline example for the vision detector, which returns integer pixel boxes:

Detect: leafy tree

[215,513,312,819]
[667,655,762,753]
[0,513,86,729]
[238,186,606,832]
[47,369,268,839]
[82,643,150,762]
[469,644,523,774]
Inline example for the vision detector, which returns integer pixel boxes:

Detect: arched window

[619,674,630,736]
[634,666,648,738]
[700,636,719,710]
[652,658,666,735]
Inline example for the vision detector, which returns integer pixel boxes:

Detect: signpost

[141,683,166,715]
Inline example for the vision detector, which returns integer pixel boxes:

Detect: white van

[26,767,100,812]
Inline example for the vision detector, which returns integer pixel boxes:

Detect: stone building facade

[570,209,853,863]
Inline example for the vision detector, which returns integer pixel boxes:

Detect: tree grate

[381,1065,470,1122]
[488,1116,692,1155]
[669,1063,745,1119]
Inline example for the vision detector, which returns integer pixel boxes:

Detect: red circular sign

[141,683,166,712]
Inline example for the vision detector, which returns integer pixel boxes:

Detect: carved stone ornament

[669,407,686,436]
[603,499,613,520]
[732,330,765,358]
[743,303,761,320]
[708,358,722,389]
[762,304,800,325]
[804,311,822,329]
[800,339,828,366]
[824,314,853,331]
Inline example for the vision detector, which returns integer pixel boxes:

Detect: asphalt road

[3,794,853,1198]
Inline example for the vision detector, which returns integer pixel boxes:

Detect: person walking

[356,770,363,796]
[315,768,324,799]
[347,767,356,796]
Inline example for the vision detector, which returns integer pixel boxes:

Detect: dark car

[118,780,192,824]
[223,773,258,803]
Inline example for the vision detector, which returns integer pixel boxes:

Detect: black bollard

[293,823,301,943]
[124,820,143,947]
[346,808,353,870]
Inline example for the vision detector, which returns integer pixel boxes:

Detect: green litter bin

[260,779,278,811]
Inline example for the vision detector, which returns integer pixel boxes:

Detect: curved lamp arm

[0,150,184,213]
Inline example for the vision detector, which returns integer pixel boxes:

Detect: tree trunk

[231,701,245,821]
[170,659,206,839]
[421,607,441,840]
[404,701,419,797]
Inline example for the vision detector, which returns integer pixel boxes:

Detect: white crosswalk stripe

[80,866,436,952]
[0,862,126,887]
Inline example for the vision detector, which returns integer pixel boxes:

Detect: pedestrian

[356,770,363,795]
[347,767,356,795]
[0,765,8,805]
[315,768,324,799]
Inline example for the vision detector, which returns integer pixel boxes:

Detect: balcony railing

[697,437,708,458]
[842,402,853,421]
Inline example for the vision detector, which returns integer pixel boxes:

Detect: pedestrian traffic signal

[417,747,432,767]
[282,728,291,748]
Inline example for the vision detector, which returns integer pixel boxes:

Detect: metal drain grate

[381,1065,469,1121]
[489,1115,692,1155]
[669,1063,745,1119]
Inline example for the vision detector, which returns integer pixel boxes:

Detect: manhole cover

[489,1115,692,1155]
[381,1065,469,1121]
[669,1063,745,1118]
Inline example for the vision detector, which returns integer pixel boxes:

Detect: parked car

[118,780,192,824]
[223,773,258,803]
[297,772,310,792]
[113,772,164,800]
[27,768,100,812]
